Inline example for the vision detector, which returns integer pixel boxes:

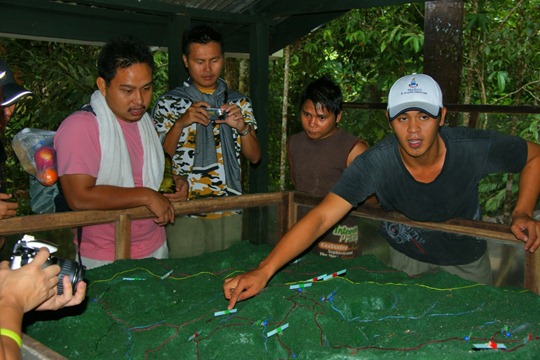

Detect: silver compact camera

[205,107,228,122]
[10,235,86,295]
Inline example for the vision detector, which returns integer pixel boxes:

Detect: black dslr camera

[10,235,86,295]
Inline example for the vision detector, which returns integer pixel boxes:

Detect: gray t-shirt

[331,126,527,265]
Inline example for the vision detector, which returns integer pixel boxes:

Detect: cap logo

[401,77,429,96]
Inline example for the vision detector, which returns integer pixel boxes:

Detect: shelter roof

[1,0,423,53]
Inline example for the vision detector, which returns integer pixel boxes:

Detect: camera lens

[52,258,86,295]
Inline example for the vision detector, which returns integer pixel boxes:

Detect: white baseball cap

[387,73,443,121]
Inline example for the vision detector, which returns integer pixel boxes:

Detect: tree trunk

[279,46,291,191]
[238,58,249,95]
[224,58,239,92]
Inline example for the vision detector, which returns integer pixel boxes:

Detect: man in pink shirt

[54,35,187,269]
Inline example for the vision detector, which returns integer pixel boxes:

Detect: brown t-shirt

[288,129,361,258]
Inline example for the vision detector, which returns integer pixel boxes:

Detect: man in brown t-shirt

[287,76,370,258]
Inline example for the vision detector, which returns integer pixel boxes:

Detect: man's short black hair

[182,25,224,57]
[300,76,343,117]
[97,35,155,85]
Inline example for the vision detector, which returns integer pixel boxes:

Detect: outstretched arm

[223,193,353,309]
[511,140,540,252]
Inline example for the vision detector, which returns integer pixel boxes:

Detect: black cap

[0,59,32,106]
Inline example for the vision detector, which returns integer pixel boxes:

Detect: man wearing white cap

[0,59,32,220]
[223,73,540,309]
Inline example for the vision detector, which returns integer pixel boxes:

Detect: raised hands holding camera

[1,246,86,311]
[0,247,86,358]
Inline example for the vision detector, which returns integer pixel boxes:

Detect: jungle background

[0,0,539,225]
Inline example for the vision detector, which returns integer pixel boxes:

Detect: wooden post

[166,14,189,90]
[115,214,131,259]
[525,251,540,294]
[424,0,464,127]
[469,111,478,128]
[277,192,295,237]
[249,20,270,193]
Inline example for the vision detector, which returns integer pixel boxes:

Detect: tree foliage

[1,0,539,220]
[267,4,427,191]
[461,0,540,219]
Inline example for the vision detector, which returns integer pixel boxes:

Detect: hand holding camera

[0,235,86,323]
[203,107,228,124]
[10,235,86,296]
[201,105,248,134]
[1,248,52,313]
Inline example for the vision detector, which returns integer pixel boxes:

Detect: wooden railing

[1,191,538,294]
[343,102,540,128]
[0,192,290,259]
[293,192,540,295]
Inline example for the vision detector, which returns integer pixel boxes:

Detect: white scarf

[90,90,163,190]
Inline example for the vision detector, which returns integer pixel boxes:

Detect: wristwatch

[239,124,252,136]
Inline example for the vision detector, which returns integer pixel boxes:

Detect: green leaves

[520,117,540,142]
[402,33,424,53]
[466,12,491,32]
[487,70,509,93]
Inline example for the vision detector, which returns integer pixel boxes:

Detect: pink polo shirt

[54,110,165,261]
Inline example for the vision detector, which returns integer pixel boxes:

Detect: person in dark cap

[0,63,85,359]
[0,59,32,220]
[0,59,32,125]
[223,73,540,309]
